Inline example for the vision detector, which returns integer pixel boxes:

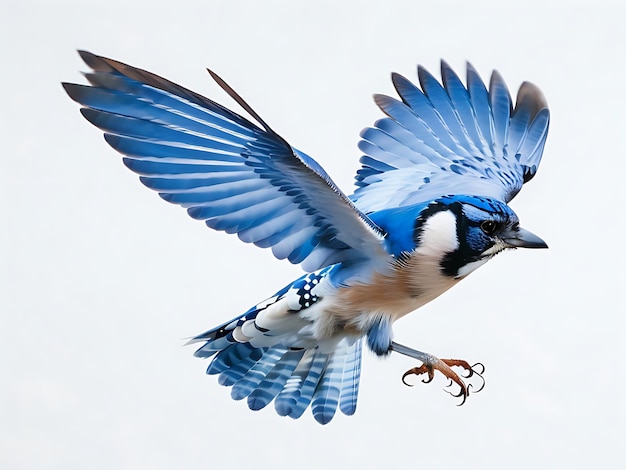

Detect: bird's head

[413,195,547,279]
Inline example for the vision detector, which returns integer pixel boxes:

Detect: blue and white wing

[352,61,549,212]
[63,51,384,271]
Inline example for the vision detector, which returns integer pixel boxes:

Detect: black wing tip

[516,81,549,115]
[372,93,398,113]
[439,59,452,73]
[206,67,221,84]
[61,81,93,103]
[412,60,494,90]
[205,67,275,135]
[60,81,76,97]
[390,72,414,102]
[78,107,101,126]
[75,50,113,72]
[465,61,488,86]
[390,71,409,87]
[103,132,120,146]
[489,68,506,86]
[417,63,437,82]
[77,49,94,61]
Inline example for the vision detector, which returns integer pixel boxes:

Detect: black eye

[480,220,498,235]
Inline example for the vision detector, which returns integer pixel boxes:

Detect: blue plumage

[64,52,549,424]
[338,339,362,416]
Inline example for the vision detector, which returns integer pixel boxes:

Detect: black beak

[502,227,548,249]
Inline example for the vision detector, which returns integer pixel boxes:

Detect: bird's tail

[190,318,363,425]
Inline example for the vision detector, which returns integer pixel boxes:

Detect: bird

[63,51,549,425]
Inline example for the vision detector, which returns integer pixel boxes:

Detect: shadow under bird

[63,51,549,424]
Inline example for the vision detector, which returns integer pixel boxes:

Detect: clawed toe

[402,364,435,385]
[390,342,485,405]
[401,358,485,405]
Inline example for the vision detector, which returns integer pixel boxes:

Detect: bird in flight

[64,51,549,424]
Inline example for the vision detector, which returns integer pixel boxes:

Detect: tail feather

[218,356,260,386]
[247,349,306,411]
[339,339,362,416]
[206,342,259,375]
[285,349,330,419]
[274,349,317,417]
[209,344,264,386]
[195,325,364,423]
[230,346,288,400]
[194,334,238,358]
[190,271,364,423]
[311,346,345,424]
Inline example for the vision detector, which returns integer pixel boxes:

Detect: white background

[3,1,624,468]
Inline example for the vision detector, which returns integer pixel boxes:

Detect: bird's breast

[328,253,460,328]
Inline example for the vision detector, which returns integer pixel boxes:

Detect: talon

[401,357,486,406]
[446,385,469,406]
[402,364,435,386]
[472,362,486,375]
[471,363,486,393]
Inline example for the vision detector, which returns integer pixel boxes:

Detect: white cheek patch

[456,241,507,278]
[415,210,459,257]
[456,258,489,278]
[481,240,507,258]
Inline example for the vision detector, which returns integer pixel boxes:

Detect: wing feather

[352,61,549,211]
[64,51,385,271]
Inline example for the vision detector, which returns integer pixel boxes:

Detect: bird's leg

[390,341,485,405]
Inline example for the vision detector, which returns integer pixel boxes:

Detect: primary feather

[353,62,549,212]
[64,51,384,272]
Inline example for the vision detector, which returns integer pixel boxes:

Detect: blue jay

[64,52,549,424]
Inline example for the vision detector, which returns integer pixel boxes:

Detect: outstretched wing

[63,51,385,272]
[352,61,549,212]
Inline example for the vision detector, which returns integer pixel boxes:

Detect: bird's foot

[390,342,485,405]
[401,358,485,405]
